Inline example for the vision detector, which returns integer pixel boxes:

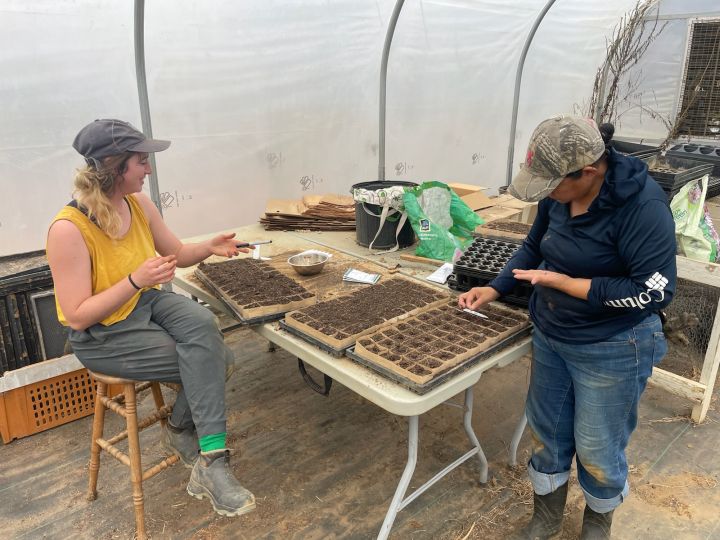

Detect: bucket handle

[367,201,407,254]
[361,201,402,222]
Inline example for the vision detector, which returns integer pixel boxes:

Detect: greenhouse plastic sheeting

[2,0,653,256]
[612,0,720,142]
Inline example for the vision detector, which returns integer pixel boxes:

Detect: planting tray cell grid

[283,278,449,351]
[455,237,522,276]
[351,299,530,390]
[278,320,347,357]
[195,258,316,323]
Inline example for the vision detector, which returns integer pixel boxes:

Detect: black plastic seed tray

[642,154,714,189]
[610,139,661,160]
[450,237,534,307]
[454,237,521,278]
[449,271,532,308]
[708,177,720,199]
[662,175,720,203]
[667,143,720,177]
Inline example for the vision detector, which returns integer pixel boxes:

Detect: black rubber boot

[187,449,256,517]
[161,423,199,468]
[580,505,613,539]
[511,482,568,540]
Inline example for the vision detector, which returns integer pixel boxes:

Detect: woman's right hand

[130,255,177,288]
[458,286,500,311]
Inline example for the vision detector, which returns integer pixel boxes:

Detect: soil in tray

[354,300,530,385]
[283,278,449,350]
[480,219,532,236]
[196,258,315,319]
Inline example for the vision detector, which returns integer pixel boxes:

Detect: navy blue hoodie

[489,148,677,344]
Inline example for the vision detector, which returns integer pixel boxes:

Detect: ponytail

[72,152,133,239]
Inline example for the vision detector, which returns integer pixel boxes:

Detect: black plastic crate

[708,177,720,199]
[610,139,661,159]
[447,273,532,308]
[663,175,720,203]
[642,154,714,189]
[667,143,720,177]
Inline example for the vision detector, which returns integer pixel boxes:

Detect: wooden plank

[676,256,720,287]
[399,253,445,267]
[692,296,720,422]
[648,367,706,404]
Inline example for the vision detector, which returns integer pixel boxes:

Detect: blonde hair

[73,153,133,238]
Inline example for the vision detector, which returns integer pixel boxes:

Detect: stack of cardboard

[259,194,356,231]
[447,182,537,228]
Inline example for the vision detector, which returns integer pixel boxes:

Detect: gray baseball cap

[73,119,171,164]
[508,116,605,202]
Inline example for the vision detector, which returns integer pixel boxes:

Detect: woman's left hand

[512,268,567,288]
[207,233,254,258]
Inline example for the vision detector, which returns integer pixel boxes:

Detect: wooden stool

[86,371,180,540]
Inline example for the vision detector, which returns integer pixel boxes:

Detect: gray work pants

[68,289,232,438]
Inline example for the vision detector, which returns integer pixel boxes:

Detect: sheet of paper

[343,268,381,284]
[426,262,454,284]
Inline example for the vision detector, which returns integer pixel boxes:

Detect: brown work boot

[580,505,613,539]
[187,449,256,517]
[510,482,568,539]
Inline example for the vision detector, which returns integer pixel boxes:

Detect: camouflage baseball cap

[508,116,605,202]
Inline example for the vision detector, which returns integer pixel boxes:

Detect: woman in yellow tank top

[46,119,256,520]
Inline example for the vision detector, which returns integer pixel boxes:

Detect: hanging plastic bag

[670,175,720,263]
[403,181,484,261]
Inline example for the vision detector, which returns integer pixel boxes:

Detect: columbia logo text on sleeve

[603,272,668,309]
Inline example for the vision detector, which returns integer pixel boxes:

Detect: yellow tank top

[50,195,158,326]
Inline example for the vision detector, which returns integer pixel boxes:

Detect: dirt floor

[1,320,720,540]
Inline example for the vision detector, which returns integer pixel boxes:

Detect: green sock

[199,432,226,453]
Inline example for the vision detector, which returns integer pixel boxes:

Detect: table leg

[509,412,527,466]
[377,416,418,540]
[462,387,488,483]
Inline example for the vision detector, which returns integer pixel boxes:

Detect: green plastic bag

[670,175,720,263]
[403,181,484,261]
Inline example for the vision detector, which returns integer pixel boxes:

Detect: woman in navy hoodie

[459,116,676,539]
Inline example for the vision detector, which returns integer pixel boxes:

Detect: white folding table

[173,226,531,539]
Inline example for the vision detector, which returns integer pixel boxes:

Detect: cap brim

[508,166,563,202]
[128,139,171,154]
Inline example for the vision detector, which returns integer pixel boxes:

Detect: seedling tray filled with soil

[474,219,532,241]
[283,277,449,353]
[349,299,531,393]
[195,258,316,324]
[641,154,714,190]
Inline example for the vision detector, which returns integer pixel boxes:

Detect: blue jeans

[525,314,667,513]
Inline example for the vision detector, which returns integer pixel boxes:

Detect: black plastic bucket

[351,180,418,249]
